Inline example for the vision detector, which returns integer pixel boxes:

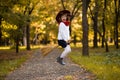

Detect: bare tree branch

[73,4,82,18]
[71,0,82,20]
[88,6,94,21]
[96,29,102,37]
[60,0,66,10]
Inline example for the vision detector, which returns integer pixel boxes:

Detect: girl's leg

[60,45,71,58]
[57,45,71,65]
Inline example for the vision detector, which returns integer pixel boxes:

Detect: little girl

[57,12,71,65]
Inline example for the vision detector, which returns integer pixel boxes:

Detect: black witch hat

[56,10,71,23]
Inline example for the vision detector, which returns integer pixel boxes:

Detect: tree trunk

[23,1,36,50]
[93,0,98,48]
[93,18,98,48]
[114,0,119,49]
[102,0,109,52]
[69,21,72,35]
[82,0,90,56]
[0,17,2,46]
[105,40,109,52]
[15,37,19,53]
[101,0,106,48]
[23,26,27,46]
[101,17,105,48]
[26,20,31,50]
[73,34,77,46]
[44,33,48,44]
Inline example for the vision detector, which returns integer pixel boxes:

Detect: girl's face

[61,14,67,22]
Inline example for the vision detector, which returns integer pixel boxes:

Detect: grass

[69,46,120,80]
[0,46,37,80]
[0,45,42,50]
[0,44,57,80]
[0,56,28,80]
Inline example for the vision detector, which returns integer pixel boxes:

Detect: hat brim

[56,10,71,23]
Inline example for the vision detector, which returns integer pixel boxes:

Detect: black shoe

[56,57,66,65]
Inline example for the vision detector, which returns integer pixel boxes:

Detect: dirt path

[5,48,96,80]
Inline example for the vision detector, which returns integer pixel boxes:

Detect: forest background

[0,0,120,54]
[0,0,120,80]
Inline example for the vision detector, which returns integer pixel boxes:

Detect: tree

[101,0,109,52]
[19,0,40,50]
[60,0,82,35]
[82,0,90,56]
[89,0,99,48]
[0,16,2,45]
[0,0,24,53]
[0,0,16,46]
[114,0,120,49]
